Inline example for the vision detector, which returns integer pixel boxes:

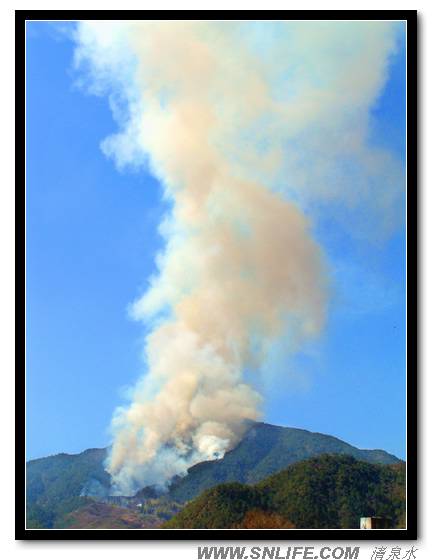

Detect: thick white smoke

[74,21,403,494]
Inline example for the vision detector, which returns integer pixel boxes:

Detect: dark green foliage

[164,483,263,529]
[259,455,406,529]
[168,422,400,502]
[165,455,406,529]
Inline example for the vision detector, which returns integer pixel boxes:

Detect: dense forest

[164,455,406,529]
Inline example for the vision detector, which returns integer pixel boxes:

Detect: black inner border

[15,9,418,542]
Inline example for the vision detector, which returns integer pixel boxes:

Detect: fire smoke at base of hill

[73,21,403,494]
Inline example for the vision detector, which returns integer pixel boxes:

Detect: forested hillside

[164,455,406,529]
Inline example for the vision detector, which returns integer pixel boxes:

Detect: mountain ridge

[26,421,402,528]
[167,422,401,501]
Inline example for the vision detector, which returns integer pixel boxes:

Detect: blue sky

[26,22,406,461]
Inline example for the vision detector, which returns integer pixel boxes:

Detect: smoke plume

[74,21,403,494]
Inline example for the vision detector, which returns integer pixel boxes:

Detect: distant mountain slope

[26,448,110,528]
[27,447,110,503]
[168,422,400,502]
[164,455,406,529]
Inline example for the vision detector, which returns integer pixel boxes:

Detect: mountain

[25,445,183,528]
[26,447,111,528]
[26,422,401,528]
[167,422,401,502]
[27,447,110,503]
[164,454,406,529]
